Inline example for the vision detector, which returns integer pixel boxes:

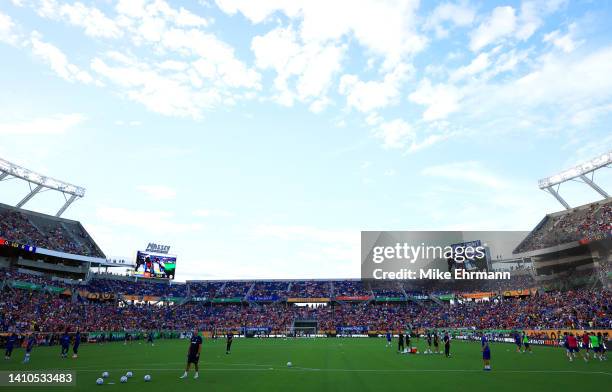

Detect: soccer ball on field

[96,378,104,385]
[144,375,151,382]
[287,362,292,367]
[102,372,109,378]
[126,372,133,378]
[120,376,128,383]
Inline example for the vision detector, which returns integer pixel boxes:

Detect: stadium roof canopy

[0,157,85,217]
[538,150,611,209]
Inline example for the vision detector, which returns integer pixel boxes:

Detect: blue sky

[0,0,611,280]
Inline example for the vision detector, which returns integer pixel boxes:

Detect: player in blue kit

[4,332,18,360]
[481,334,491,371]
[514,332,522,352]
[72,330,81,358]
[147,331,155,346]
[60,330,70,358]
[386,330,392,347]
[23,334,35,363]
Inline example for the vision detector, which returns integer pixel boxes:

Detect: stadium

[0,151,610,390]
[1,1,611,391]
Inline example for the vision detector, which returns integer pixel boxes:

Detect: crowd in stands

[0,208,103,257]
[0,268,579,301]
[84,278,187,297]
[286,281,332,298]
[250,281,288,297]
[188,281,224,298]
[1,288,609,334]
[333,280,372,297]
[515,200,612,253]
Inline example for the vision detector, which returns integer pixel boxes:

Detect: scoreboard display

[448,240,489,271]
[133,250,176,280]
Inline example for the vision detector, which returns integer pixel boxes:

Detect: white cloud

[217,0,426,67]
[408,79,462,121]
[339,63,413,113]
[136,185,177,200]
[0,113,85,135]
[0,11,19,45]
[96,206,201,234]
[372,118,413,149]
[253,224,357,246]
[193,209,234,218]
[91,49,257,118]
[422,161,508,189]
[469,1,566,52]
[469,6,517,52]
[30,33,93,83]
[56,1,122,38]
[543,23,581,53]
[450,52,491,81]
[251,26,344,107]
[425,1,476,38]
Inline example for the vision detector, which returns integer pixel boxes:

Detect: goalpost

[290,320,318,337]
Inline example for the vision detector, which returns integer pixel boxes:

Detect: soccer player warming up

[72,330,81,358]
[60,330,70,358]
[397,332,405,353]
[386,330,392,348]
[181,329,202,380]
[522,332,532,354]
[226,332,233,354]
[22,334,35,363]
[4,332,18,360]
[481,334,491,371]
[567,333,579,362]
[443,332,451,357]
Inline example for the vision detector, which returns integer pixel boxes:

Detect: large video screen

[448,240,489,271]
[134,251,177,279]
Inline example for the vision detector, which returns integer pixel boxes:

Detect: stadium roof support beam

[56,194,78,217]
[0,156,85,216]
[538,150,611,209]
[579,174,610,199]
[16,184,43,209]
[544,186,571,210]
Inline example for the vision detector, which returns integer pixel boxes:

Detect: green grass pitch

[1,338,609,391]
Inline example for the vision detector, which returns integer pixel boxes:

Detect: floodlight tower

[0,157,86,217]
[538,150,611,209]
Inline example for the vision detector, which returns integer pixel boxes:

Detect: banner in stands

[503,288,537,297]
[247,295,279,302]
[437,294,455,300]
[212,297,243,303]
[143,296,161,302]
[408,294,429,300]
[460,292,495,299]
[242,327,272,334]
[0,238,36,253]
[191,297,208,302]
[162,297,184,303]
[374,296,405,302]
[336,296,372,301]
[287,297,330,303]
[47,286,65,293]
[337,326,368,334]
[122,295,140,301]
[80,291,115,300]
[10,280,42,291]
